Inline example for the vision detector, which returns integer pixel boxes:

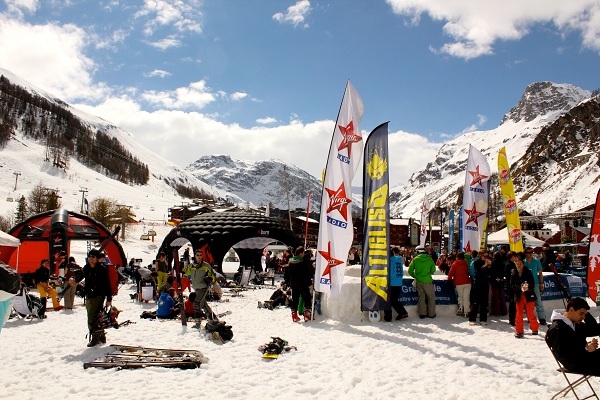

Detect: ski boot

[303,310,312,321]
[291,311,301,322]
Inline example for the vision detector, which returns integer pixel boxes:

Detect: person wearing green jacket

[409,247,437,319]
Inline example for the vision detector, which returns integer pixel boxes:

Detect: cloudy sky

[1,0,599,187]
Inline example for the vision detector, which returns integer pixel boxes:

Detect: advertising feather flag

[361,122,390,311]
[461,145,491,254]
[419,193,430,247]
[587,189,600,302]
[314,81,364,298]
[497,147,523,252]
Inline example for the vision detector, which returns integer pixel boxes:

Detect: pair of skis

[83,344,205,369]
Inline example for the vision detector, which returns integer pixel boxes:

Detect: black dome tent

[158,212,302,269]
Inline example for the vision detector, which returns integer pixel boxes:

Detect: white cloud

[460,114,487,134]
[144,69,171,78]
[256,117,278,125]
[386,0,600,59]
[230,92,248,101]
[140,80,216,109]
[0,16,108,102]
[4,0,38,15]
[273,0,311,28]
[147,35,181,50]
[135,0,203,36]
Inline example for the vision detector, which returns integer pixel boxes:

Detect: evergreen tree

[15,196,27,223]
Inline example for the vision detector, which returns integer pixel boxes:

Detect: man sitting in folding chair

[546,297,600,399]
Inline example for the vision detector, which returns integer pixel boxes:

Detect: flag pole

[304,191,312,249]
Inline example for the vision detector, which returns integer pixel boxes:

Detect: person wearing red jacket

[447,252,472,317]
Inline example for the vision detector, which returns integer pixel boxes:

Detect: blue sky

[1,0,599,187]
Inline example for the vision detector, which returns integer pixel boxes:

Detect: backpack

[205,320,233,341]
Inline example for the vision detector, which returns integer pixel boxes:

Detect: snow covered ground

[1,224,596,400]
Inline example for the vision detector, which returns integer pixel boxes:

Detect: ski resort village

[1,1,600,399]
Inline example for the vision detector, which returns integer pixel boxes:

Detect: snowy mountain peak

[501,81,590,125]
[186,155,322,210]
[390,81,599,220]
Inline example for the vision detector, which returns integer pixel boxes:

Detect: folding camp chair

[12,283,45,319]
[546,337,599,400]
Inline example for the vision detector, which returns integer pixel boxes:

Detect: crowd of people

[19,238,591,366]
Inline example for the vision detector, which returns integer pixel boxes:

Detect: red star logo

[53,236,63,245]
[464,202,485,226]
[337,121,362,158]
[325,182,352,221]
[318,241,345,279]
[463,241,472,253]
[468,165,489,188]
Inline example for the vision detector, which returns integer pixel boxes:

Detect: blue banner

[361,122,390,311]
[397,273,585,306]
[448,209,455,252]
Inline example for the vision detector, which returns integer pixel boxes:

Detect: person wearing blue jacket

[384,247,408,322]
[156,288,179,319]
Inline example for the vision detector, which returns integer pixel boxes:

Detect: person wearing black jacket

[34,259,63,313]
[469,251,491,325]
[83,249,113,347]
[489,251,507,316]
[540,243,557,272]
[288,246,313,322]
[510,253,540,338]
[546,297,600,374]
[505,251,518,326]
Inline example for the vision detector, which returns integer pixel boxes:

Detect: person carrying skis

[185,250,217,322]
[83,249,112,347]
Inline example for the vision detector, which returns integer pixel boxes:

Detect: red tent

[0,208,126,274]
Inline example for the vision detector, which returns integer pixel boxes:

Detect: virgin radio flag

[587,188,600,302]
[361,122,390,311]
[461,145,491,254]
[314,81,364,298]
[419,193,430,247]
[498,147,523,252]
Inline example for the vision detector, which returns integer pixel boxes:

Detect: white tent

[487,227,545,247]
[0,230,19,247]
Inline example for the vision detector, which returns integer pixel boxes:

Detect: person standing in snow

[384,247,408,321]
[468,251,491,326]
[62,256,82,310]
[408,246,436,319]
[546,297,600,374]
[510,254,539,338]
[489,251,507,316]
[524,246,547,325]
[155,252,169,291]
[83,249,112,347]
[447,252,471,317]
[185,250,217,322]
[288,246,313,322]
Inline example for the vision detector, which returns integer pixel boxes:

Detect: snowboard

[258,337,296,360]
